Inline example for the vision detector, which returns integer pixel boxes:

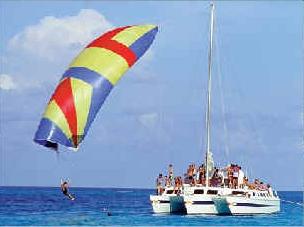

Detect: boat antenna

[205,1,215,187]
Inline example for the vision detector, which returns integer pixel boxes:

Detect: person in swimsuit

[168,164,174,185]
[156,174,164,195]
[227,164,234,188]
[61,180,75,200]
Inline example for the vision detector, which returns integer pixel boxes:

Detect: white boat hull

[220,196,280,215]
[184,194,218,215]
[183,186,280,215]
[150,194,186,214]
[150,195,171,213]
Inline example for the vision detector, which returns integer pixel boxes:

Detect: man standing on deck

[238,167,245,188]
[156,174,164,195]
[168,164,174,186]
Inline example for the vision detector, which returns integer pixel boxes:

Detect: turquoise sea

[0,187,302,226]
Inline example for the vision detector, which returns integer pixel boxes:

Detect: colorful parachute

[34,24,158,150]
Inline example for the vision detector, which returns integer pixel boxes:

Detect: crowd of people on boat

[156,163,272,195]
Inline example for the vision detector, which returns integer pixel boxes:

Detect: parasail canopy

[34,24,158,151]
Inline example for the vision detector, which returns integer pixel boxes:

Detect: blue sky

[0,1,303,190]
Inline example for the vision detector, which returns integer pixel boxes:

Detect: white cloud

[8,9,113,61]
[138,112,158,128]
[0,74,17,90]
[5,9,156,91]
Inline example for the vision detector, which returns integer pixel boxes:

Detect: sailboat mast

[205,2,215,187]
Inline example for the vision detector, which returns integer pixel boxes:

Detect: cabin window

[166,190,174,194]
[253,192,256,196]
[232,191,245,195]
[207,190,218,195]
[194,189,204,194]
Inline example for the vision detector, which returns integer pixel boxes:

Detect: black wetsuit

[61,183,73,199]
[62,187,68,195]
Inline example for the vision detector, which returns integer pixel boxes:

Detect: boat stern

[150,194,171,213]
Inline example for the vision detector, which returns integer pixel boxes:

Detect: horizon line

[0,185,302,192]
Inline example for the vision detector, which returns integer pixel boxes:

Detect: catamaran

[150,2,280,215]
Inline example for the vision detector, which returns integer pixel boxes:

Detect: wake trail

[281,199,303,207]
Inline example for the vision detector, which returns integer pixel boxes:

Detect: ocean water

[0,187,302,226]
